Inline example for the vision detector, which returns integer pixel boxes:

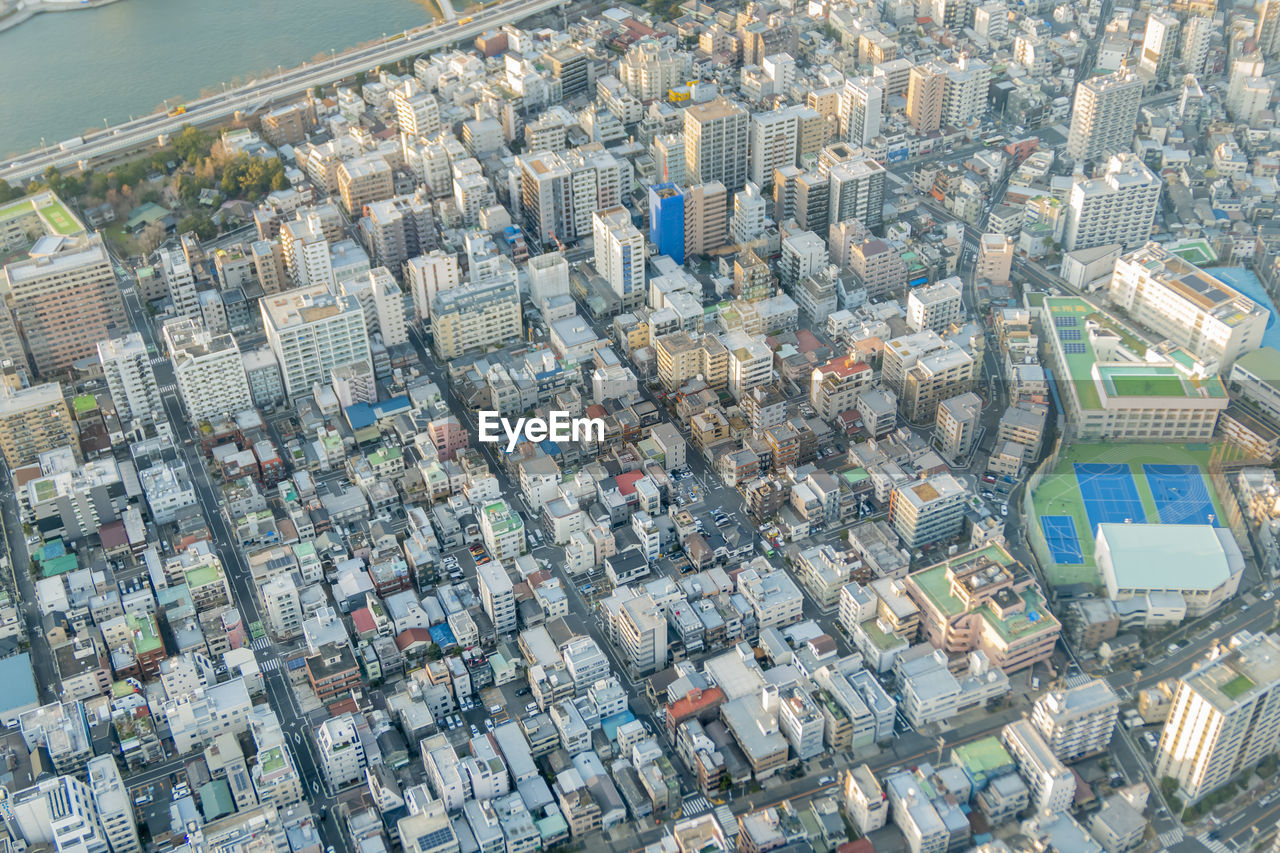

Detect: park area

[1030,443,1232,587]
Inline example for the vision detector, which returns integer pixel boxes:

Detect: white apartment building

[777,687,825,760]
[527,251,571,315]
[405,250,460,322]
[732,182,768,245]
[1030,679,1120,762]
[618,40,691,101]
[616,595,667,676]
[316,713,367,789]
[593,206,645,307]
[1002,719,1076,815]
[750,107,800,189]
[1155,631,1280,802]
[1064,154,1161,252]
[842,765,888,834]
[162,678,253,753]
[479,500,524,563]
[882,329,977,422]
[722,329,773,400]
[158,247,200,321]
[261,283,372,400]
[940,56,990,127]
[885,770,948,853]
[97,332,161,425]
[906,279,964,332]
[87,755,142,853]
[163,318,254,423]
[1108,244,1267,369]
[839,78,882,147]
[936,392,982,461]
[261,573,303,640]
[430,279,522,361]
[1065,72,1142,162]
[281,213,334,289]
[10,775,110,853]
[737,564,804,628]
[889,473,966,549]
[340,267,409,348]
[477,560,516,633]
[684,97,750,193]
[394,87,442,138]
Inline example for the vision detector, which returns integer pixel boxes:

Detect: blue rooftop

[0,654,39,716]
[1208,267,1280,351]
[429,624,457,649]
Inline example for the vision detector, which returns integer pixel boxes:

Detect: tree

[313,85,324,99]
[1159,776,1179,801]
[172,125,214,166]
[178,213,218,241]
[0,182,24,204]
[353,70,367,96]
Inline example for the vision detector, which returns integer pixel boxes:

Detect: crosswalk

[1197,832,1231,853]
[150,356,168,366]
[260,658,279,672]
[1158,827,1185,848]
[251,636,273,651]
[714,805,737,836]
[159,383,177,394]
[682,795,711,817]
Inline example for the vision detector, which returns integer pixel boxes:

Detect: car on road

[485,719,494,732]
[1142,732,1158,750]
[1265,591,1275,600]
[1167,643,1179,654]
[470,724,480,737]
[1000,505,1009,517]
[818,776,834,786]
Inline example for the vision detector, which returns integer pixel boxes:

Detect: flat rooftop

[1097,523,1240,592]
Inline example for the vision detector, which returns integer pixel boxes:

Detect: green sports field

[1030,443,1232,587]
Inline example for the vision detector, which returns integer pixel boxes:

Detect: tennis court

[1040,515,1084,564]
[1075,463,1148,532]
[1144,464,1218,526]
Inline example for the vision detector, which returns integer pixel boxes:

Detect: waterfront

[0,0,436,158]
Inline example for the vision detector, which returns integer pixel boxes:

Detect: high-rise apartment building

[393,87,441,138]
[359,193,436,275]
[749,107,800,190]
[731,182,768,247]
[10,775,110,853]
[87,755,142,853]
[340,268,409,348]
[281,214,334,289]
[619,40,691,101]
[1064,154,1161,251]
[337,154,394,216]
[906,279,963,332]
[158,247,200,320]
[684,98,750,193]
[593,206,645,308]
[526,251,571,315]
[97,333,161,426]
[828,156,887,230]
[430,280,522,360]
[316,714,367,789]
[839,77,883,146]
[882,330,977,421]
[889,473,966,548]
[906,64,946,132]
[261,284,372,400]
[0,379,75,467]
[405,250,460,322]
[517,146,630,246]
[3,234,126,377]
[1181,16,1213,75]
[648,184,685,265]
[1065,72,1142,162]
[1155,632,1280,802]
[164,318,254,423]
[684,182,729,257]
[1259,0,1280,57]
[477,560,516,633]
[1030,680,1120,762]
[1140,12,1181,81]
[940,56,990,127]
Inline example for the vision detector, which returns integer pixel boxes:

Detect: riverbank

[0,0,126,33]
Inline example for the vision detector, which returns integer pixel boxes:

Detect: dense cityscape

[1,0,1280,853]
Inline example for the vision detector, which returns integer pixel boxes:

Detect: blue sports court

[1040,515,1084,564]
[1074,463,1148,533]
[1143,464,1218,526]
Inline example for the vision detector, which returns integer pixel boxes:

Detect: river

[0,0,437,159]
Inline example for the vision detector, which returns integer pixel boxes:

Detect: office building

[3,234,125,377]
[648,184,685,265]
[1108,243,1267,369]
[477,560,516,633]
[261,284,372,400]
[164,318,254,424]
[10,775,110,853]
[97,333,161,425]
[684,98,750,193]
[0,379,75,467]
[1031,680,1120,762]
[1155,631,1280,802]
[906,64,946,132]
[829,156,886,230]
[430,279,522,360]
[889,473,966,549]
[684,182,728,257]
[87,755,142,853]
[593,206,645,308]
[749,107,800,189]
[1065,72,1143,163]
[1064,154,1161,252]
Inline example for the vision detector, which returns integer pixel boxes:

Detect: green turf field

[1030,443,1231,587]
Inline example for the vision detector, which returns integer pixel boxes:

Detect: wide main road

[1,0,564,186]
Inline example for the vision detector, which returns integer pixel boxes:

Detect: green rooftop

[184,562,221,589]
[910,544,1060,644]
[861,617,906,651]
[367,446,402,467]
[0,192,82,237]
[73,394,98,414]
[40,554,78,578]
[1233,347,1280,394]
[32,479,58,502]
[259,745,287,775]
[126,613,163,655]
[1169,239,1218,266]
[953,737,1015,777]
[1222,673,1255,700]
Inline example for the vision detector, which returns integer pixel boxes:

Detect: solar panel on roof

[1059,329,1081,341]
[1055,316,1078,327]
[1064,343,1087,354]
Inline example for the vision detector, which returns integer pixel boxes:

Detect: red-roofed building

[665,686,726,733]
[839,840,875,853]
[810,355,873,421]
[616,469,646,497]
[395,628,434,657]
[351,607,377,640]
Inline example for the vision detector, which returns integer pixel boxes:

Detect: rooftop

[1096,523,1241,592]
